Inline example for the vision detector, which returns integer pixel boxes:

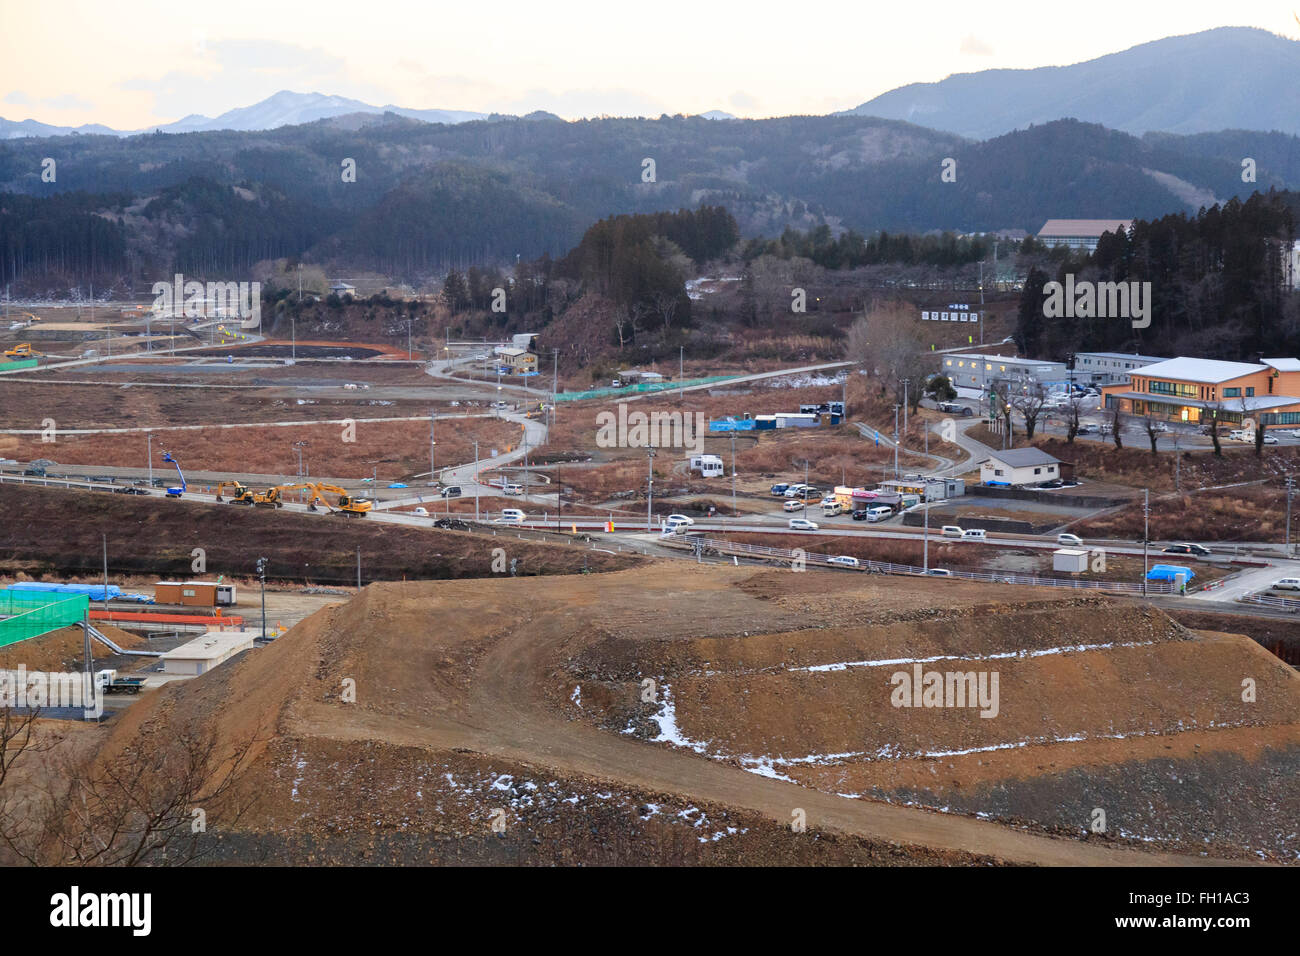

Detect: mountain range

[3,27,1297,141]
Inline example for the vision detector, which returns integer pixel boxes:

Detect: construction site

[0,295,1298,875]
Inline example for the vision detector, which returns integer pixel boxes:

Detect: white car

[1262,434,1279,445]
[496,509,526,523]
[1273,578,1300,590]
[827,555,860,568]
[788,518,819,531]
[412,507,429,516]
[665,514,695,528]
[783,484,809,498]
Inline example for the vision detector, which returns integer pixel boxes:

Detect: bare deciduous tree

[1011,385,1050,441]
[1108,404,1125,450]
[1142,412,1163,455]
[0,711,260,867]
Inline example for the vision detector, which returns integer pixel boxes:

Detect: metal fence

[1238,593,1300,612]
[0,592,89,647]
[673,535,1176,594]
[554,375,737,402]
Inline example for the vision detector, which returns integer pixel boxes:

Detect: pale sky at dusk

[0,0,1295,128]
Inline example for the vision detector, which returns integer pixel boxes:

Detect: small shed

[1053,548,1088,574]
[160,630,258,676]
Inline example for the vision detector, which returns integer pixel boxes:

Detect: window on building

[1247,387,1255,397]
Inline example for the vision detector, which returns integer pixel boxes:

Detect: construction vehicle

[161,452,186,498]
[254,482,317,508]
[307,482,372,517]
[215,480,255,504]
[3,343,38,358]
[95,669,146,695]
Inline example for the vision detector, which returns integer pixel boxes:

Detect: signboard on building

[921,304,978,323]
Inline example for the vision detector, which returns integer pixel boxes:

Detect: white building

[160,630,258,676]
[1073,352,1168,386]
[981,448,1062,487]
[1037,219,1133,253]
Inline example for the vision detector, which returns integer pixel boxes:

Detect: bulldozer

[3,343,38,358]
[308,482,373,517]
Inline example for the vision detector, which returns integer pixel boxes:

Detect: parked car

[1057,533,1084,547]
[937,402,973,417]
[1038,479,1065,489]
[827,555,860,568]
[783,484,809,498]
[788,518,819,531]
[924,568,953,577]
[770,483,789,496]
[783,499,806,512]
[1272,578,1300,591]
[440,486,462,498]
[961,528,987,541]
[114,486,149,495]
[1163,543,1212,556]
[865,506,893,522]
[851,509,869,521]
[1076,423,1098,435]
[941,525,964,538]
[665,514,695,529]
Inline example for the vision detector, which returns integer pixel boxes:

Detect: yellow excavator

[3,343,39,358]
[254,482,317,508]
[215,480,256,505]
[307,482,372,517]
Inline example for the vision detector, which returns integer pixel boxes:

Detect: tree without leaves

[1011,384,1050,441]
[1142,412,1162,455]
[1109,404,1124,450]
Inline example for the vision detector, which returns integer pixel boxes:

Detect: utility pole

[551,349,559,431]
[291,313,296,362]
[923,496,930,572]
[1287,475,1295,558]
[646,447,657,531]
[356,548,361,590]
[893,405,900,478]
[1142,488,1149,597]
[729,431,737,517]
[101,533,109,609]
[429,412,436,486]
[680,346,684,401]
[902,379,910,435]
[1174,434,1180,494]
[147,432,153,487]
[473,440,480,521]
[407,319,413,361]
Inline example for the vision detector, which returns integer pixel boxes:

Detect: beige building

[160,630,258,676]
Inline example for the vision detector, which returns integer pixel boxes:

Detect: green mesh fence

[554,375,738,402]
[0,592,89,647]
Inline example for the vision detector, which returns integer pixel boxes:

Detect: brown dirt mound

[94,563,1299,865]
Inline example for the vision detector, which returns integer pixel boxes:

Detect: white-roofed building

[1073,352,1169,385]
[1037,219,1133,252]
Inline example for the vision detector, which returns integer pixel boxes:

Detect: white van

[503,483,524,495]
[497,508,526,523]
[941,525,964,538]
[961,528,987,541]
[866,506,893,522]
[1273,578,1300,591]
[1057,533,1083,547]
[1228,429,1252,442]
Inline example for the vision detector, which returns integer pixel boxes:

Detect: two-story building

[1100,357,1300,430]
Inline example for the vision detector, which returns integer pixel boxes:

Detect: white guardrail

[1238,593,1300,612]
[671,534,1177,594]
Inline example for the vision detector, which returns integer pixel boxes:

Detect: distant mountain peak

[840,26,1300,139]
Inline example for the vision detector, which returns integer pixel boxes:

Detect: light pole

[146,432,153,488]
[291,313,296,362]
[551,349,559,430]
[256,557,268,640]
[473,440,480,521]
[923,496,930,572]
[1286,475,1294,558]
[679,346,684,402]
[892,405,900,477]
[646,447,657,531]
[1142,488,1149,597]
[902,379,910,436]
[429,412,436,486]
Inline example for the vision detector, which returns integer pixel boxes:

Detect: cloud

[960,33,995,56]
[4,91,33,107]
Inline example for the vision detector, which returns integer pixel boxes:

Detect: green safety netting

[0,592,89,648]
[554,375,737,402]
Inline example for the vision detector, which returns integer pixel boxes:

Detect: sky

[0,0,1296,128]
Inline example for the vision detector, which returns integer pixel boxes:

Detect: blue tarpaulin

[1146,564,1195,581]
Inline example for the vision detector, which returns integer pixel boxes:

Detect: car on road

[1163,543,1212,556]
[665,514,695,530]
[503,483,524,495]
[827,555,860,568]
[496,508,526,523]
[788,518,819,531]
[923,568,953,577]
[782,499,806,512]
[961,528,987,541]
[440,486,462,498]
[1262,434,1279,445]
[770,483,789,496]
[1272,577,1300,591]
[387,482,408,489]
[412,507,429,516]
[937,402,972,416]
[1057,533,1084,547]
[1076,423,1098,435]
[490,401,510,410]
[941,525,964,538]
[114,487,149,495]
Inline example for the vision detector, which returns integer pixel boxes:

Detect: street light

[256,557,268,640]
